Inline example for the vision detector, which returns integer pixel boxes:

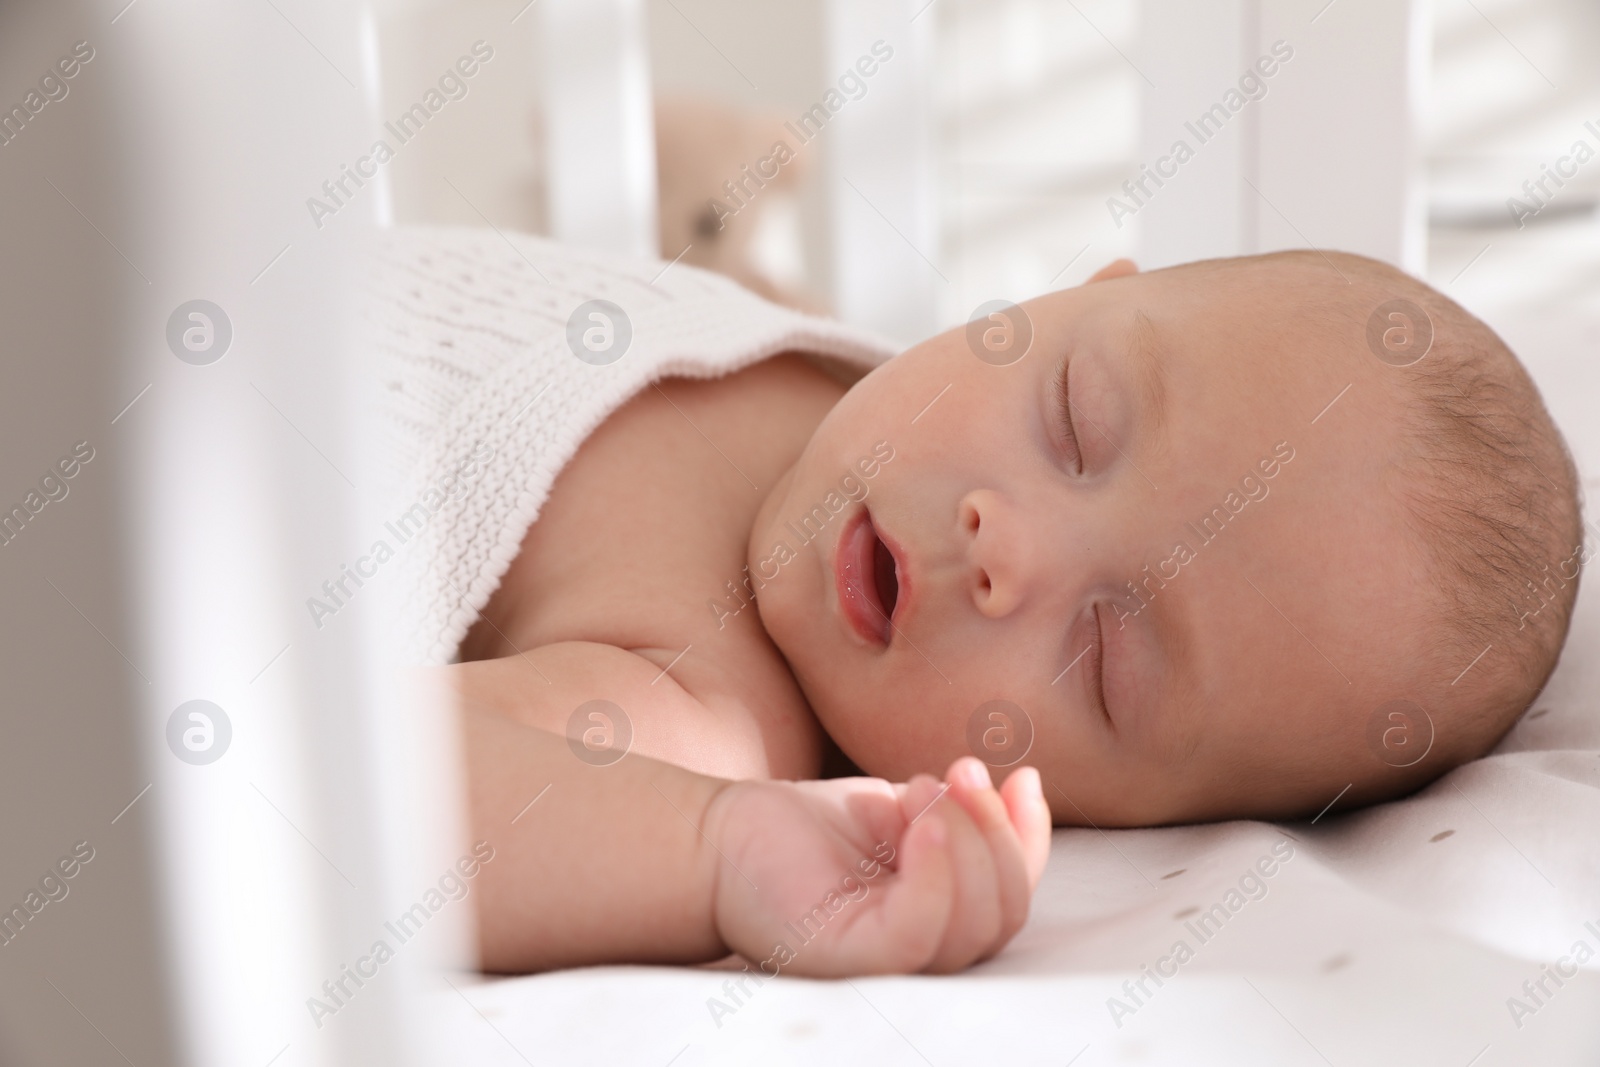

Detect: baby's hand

[704,758,1051,976]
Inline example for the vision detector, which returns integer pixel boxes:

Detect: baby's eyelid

[1091,602,1113,731]
[1051,358,1084,472]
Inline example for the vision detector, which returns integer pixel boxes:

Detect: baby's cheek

[817,684,940,781]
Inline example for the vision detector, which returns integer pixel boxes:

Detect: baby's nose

[958,489,1031,618]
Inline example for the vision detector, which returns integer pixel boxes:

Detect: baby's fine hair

[1269,250,1583,771]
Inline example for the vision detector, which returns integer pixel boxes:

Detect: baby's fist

[704,758,1051,977]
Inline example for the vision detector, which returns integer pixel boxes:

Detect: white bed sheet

[438,304,1600,1066]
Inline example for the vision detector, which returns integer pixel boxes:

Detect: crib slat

[541,0,661,258]
[1136,0,1426,273]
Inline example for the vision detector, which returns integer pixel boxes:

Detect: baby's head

[750,251,1583,825]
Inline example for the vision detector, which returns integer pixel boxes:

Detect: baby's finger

[823,813,953,975]
[918,786,1004,973]
[999,766,1052,890]
[897,772,964,831]
[942,758,1034,954]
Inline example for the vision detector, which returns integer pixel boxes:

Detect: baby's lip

[833,508,906,646]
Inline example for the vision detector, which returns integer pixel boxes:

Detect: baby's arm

[464,706,1052,974]
[445,641,814,780]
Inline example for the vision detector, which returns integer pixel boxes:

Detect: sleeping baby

[368,228,1581,977]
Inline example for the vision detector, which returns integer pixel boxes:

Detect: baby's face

[751,261,1437,824]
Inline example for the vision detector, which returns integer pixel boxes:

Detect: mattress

[434,304,1600,1066]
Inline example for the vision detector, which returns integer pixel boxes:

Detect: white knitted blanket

[363,226,899,665]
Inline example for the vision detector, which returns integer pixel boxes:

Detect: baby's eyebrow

[1129,311,1169,448]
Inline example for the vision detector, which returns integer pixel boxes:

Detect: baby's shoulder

[466,354,843,772]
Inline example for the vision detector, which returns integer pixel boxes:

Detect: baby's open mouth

[835,509,901,645]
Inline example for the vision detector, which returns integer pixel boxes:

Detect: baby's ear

[1085,259,1139,284]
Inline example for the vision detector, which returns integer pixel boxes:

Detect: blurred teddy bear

[653,94,827,313]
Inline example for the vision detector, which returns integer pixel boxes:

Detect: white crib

[2,2,1595,1066]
